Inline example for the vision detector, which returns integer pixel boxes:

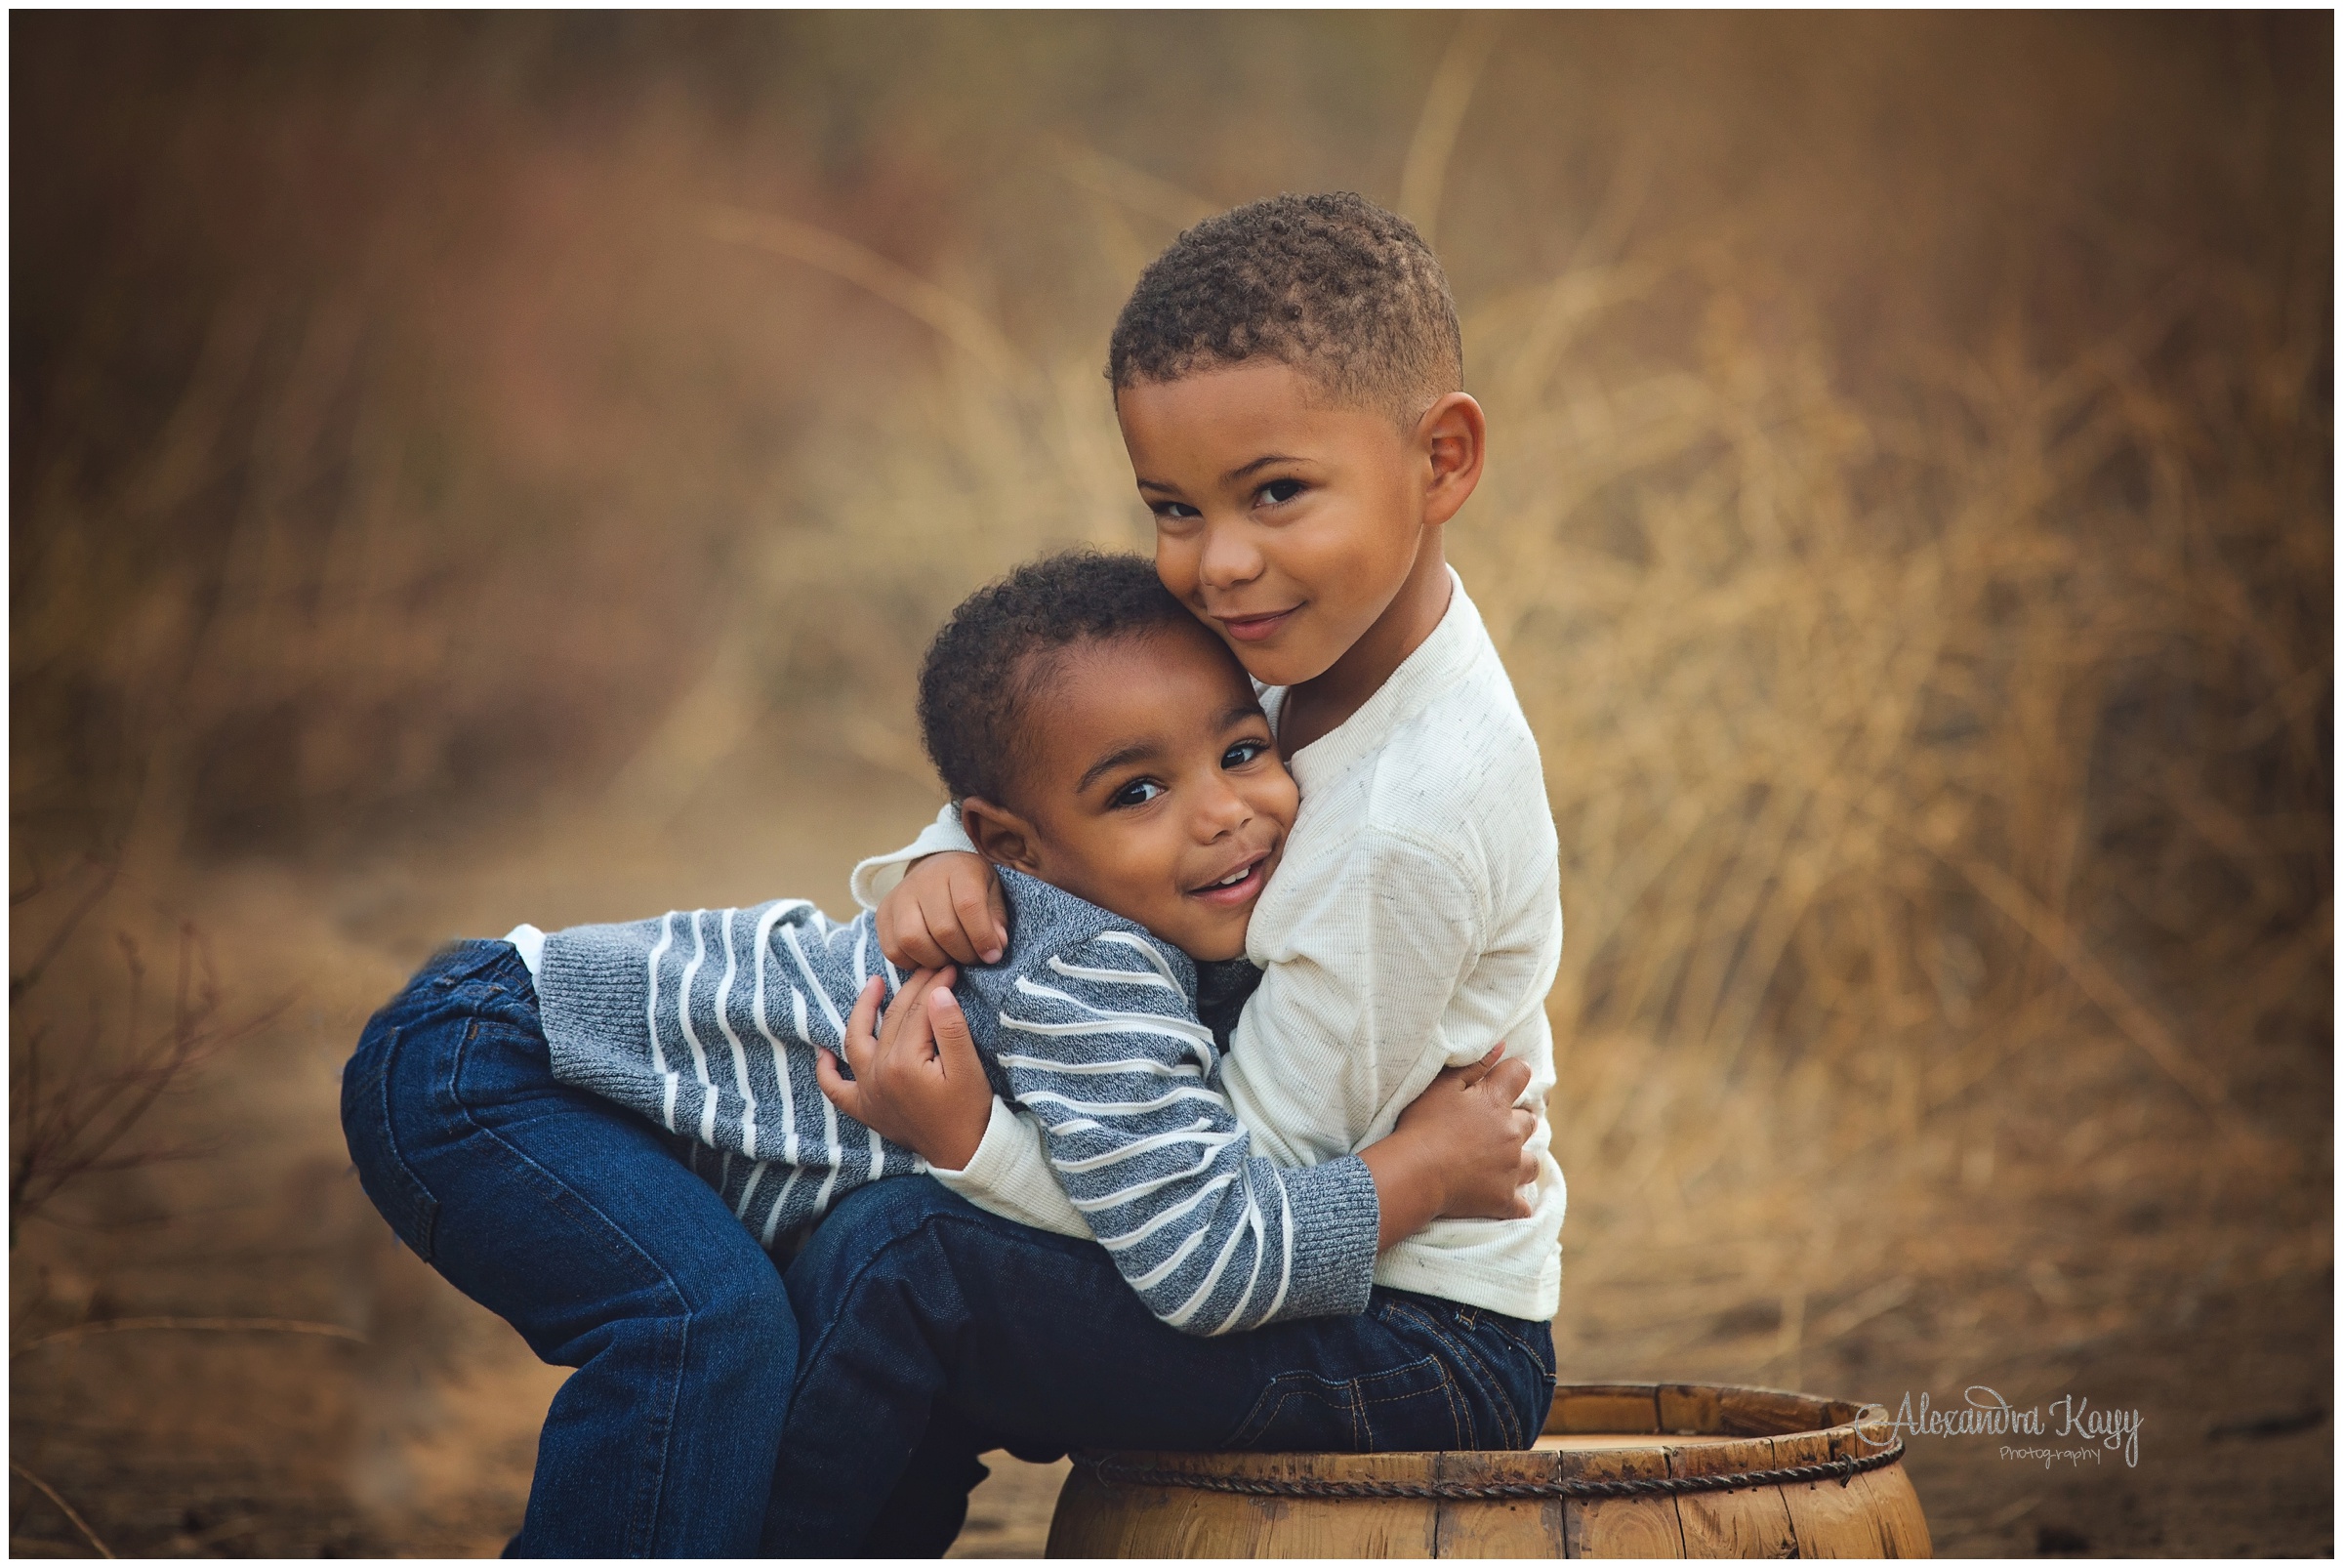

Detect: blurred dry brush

[9,857,279,1242]
[7,15,2332,1545]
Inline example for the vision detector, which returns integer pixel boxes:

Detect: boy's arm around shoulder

[979,927,1380,1337]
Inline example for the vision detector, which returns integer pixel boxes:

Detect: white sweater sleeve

[849,804,980,911]
[927,1096,1089,1238]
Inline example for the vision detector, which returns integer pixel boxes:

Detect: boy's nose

[1196,519,1264,591]
[1191,778,1253,838]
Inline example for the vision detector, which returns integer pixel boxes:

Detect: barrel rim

[1075,1381,1900,1483]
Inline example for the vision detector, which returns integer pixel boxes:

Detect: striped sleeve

[538,900,922,1251]
[989,929,1379,1336]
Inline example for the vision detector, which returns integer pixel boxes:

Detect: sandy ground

[9,746,2330,1556]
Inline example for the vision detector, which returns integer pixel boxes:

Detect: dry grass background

[10,13,2330,1557]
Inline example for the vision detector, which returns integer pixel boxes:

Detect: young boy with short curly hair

[759,190,1567,1552]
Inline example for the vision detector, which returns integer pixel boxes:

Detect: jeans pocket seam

[1226,1373,1355,1450]
[358,1025,441,1260]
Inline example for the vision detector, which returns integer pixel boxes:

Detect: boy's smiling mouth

[1188,847,1273,906]
[1213,605,1302,643]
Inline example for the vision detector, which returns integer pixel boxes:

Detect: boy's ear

[1417,392,1487,529]
[958,796,1045,876]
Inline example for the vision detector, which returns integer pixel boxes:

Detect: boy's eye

[1257,477,1305,506]
[1151,500,1201,521]
[1222,738,1268,768]
[1110,778,1166,808]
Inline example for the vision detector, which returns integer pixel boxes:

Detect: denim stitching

[1228,1374,1361,1450]
[349,1023,440,1260]
[1378,1299,1518,1449]
[1379,1300,1480,1443]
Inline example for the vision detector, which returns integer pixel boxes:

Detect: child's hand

[1407,1044,1540,1220]
[815,970,994,1171]
[876,852,1008,970]
[1358,1044,1537,1249]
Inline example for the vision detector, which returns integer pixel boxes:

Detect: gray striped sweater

[537,868,1379,1336]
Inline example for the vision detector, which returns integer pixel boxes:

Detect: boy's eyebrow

[1221,453,1303,484]
[1133,454,1308,494]
[1076,738,1164,796]
[1219,701,1266,728]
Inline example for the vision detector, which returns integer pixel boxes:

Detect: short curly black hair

[918,551,1202,807]
[1107,191,1462,424]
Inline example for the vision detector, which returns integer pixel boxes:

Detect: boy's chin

[1171,924,1249,964]
[1225,635,1338,691]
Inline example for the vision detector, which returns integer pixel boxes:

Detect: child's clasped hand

[877,854,1007,969]
[815,969,994,1171]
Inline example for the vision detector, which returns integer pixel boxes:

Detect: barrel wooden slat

[1658,1383,1726,1435]
[1847,1414,1932,1559]
[1550,1384,1665,1434]
[1669,1435,1797,1558]
[1431,1449,1566,1557]
[1716,1386,1824,1437]
[1561,1445,1685,1558]
[1046,1465,1216,1556]
[1252,1454,1438,1558]
[1047,1383,1928,1559]
[1782,1426,1888,1558]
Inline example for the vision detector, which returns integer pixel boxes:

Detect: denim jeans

[763,1176,1556,1555]
[341,940,799,1556]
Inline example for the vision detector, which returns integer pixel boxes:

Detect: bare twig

[10,859,119,1004]
[9,1461,114,1558]
[11,917,285,1236]
[13,1315,368,1358]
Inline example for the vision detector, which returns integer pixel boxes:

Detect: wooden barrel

[1045,1382,1931,1558]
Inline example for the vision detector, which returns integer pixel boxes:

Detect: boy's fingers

[843,975,884,1076]
[983,879,1009,964]
[913,887,972,967]
[1454,1043,1507,1088]
[1488,1058,1533,1102]
[813,1043,863,1119]
[896,968,956,1066]
[927,986,983,1077]
[951,878,998,967]
[880,969,946,1057]
[908,893,965,968]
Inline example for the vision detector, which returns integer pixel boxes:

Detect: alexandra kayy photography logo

[1857,1386,2144,1468]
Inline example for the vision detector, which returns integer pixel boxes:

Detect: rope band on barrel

[1077,1438,1905,1503]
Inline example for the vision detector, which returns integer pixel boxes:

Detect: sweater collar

[1267,565,1485,792]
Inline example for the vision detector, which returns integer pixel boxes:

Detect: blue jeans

[763,1176,1557,1554]
[340,940,799,1556]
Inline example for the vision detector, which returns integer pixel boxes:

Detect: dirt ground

[8,747,2329,1558]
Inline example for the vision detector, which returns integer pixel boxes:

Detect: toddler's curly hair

[918,551,1199,807]
[1107,191,1462,424]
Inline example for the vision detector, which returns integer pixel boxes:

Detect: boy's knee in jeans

[666,1254,798,1382]
[791,1176,967,1268]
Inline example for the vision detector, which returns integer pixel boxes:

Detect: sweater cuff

[1273,1154,1381,1322]
[929,1095,1089,1240]
[848,804,978,911]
